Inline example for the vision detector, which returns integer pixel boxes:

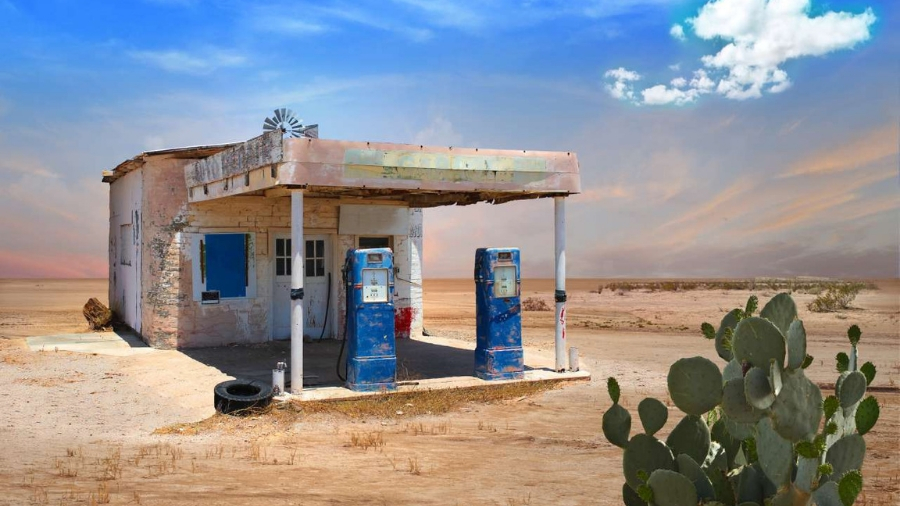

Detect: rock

[83,298,112,330]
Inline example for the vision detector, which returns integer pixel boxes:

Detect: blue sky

[0,0,896,278]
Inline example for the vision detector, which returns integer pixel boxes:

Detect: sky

[0,0,896,279]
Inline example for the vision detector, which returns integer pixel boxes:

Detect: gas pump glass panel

[361,268,389,303]
[493,265,517,298]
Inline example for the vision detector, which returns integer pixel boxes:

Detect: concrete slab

[25,330,590,402]
[292,368,591,402]
[26,330,154,356]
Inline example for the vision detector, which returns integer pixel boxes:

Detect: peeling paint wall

[409,208,424,338]
[130,156,415,349]
[108,167,142,332]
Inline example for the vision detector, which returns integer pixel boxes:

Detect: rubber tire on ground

[213,379,273,415]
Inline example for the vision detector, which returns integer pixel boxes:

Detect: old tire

[214,379,273,415]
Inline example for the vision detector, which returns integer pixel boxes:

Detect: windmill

[262,108,318,138]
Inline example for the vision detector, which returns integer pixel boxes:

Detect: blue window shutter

[205,234,247,298]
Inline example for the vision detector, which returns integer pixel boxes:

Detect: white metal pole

[554,196,567,372]
[290,190,305,393]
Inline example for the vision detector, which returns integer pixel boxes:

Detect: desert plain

[0,278,897,505]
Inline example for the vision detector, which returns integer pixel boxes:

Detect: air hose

[318,272,331,341]
[336,265,349,382]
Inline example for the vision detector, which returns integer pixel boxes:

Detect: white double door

[273,234,332,340]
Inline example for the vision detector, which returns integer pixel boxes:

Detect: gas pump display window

[493,265,517,298]
[361,268,389,303]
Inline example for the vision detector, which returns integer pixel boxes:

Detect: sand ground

[0,278,897,505]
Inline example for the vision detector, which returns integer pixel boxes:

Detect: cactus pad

[759,292,797,337]
[754,418,793,486]
[838,371,867,409]
[835,352,849,373]
[716,308,741,361]
[623,433,675,490]
[825,434,866,482]
[668,356,723,416]
[812,481,842,506]
[666,414,711,465]
[676,454,715,501]
[647,469,698,506]
[711,419,741,468]
[602,403,631,449]
[847,325,861,346]
[607,377,621,404]
[622,482,645,506]
[722,377,765,424]
[770,369,823,442]
[744,366,775,410]
[838,470,862,506]
[705,467,734,505]
[860,362,876,386]
[732,317,786,370]
[638,397,668,436]
[723,359,743,383]
[786,320,806,370]
[731,464,763,504]
[794,455,818,493]
[855,396,879,436]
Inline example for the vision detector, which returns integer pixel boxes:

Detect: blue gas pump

[343,248,397,392]
[474,248,524,380]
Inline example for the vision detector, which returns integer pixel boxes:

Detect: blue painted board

[206,234,247,298]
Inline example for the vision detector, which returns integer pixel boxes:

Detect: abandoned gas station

[102,127,583,395]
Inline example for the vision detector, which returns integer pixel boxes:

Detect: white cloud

[129,47,247,74]
[603,67,642,101]
[605,0,876,105]
[668,63,680,71]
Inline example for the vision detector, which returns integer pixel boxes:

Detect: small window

[275,238,291,277]
[201,233,252,298]
[306,239,325,278]
[358,236,390,249]
[120,224,133,266]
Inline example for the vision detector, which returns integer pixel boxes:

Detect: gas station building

[102,130,580,393]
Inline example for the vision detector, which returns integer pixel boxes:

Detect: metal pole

[290,190,305,393]
[554,196,567,372]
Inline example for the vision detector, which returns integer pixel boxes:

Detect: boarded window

[358,236,390,249]
[203,233,250,298]
[120,224,133,266]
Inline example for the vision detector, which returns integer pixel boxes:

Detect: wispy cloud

[782,123,899,177]
[129,47,247,74]
[605,0,877,105]
[748,166,897,235]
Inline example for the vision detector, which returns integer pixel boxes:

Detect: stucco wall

[131,155,414,348]
[108,167,142,332]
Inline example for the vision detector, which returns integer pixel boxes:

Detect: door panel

[273,234,332,340]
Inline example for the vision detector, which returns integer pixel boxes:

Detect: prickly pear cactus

[600,294,880,505]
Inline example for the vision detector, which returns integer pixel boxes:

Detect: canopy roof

[106,131,581,207]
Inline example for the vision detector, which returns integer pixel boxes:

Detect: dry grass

[154,380,560,436]
[297,381,560,419]
[598,279,878,294]
[521,297,552,311]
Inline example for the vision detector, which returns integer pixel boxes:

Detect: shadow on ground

[180,337,479,389]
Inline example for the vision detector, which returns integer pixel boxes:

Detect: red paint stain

[394,307,415,339]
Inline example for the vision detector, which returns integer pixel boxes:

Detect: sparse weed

[808,283,865,312]
[348,431,385,450]
[521,297,551,311]
[407,457,421,475]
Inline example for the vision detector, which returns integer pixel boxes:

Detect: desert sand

[0,278,897,505]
